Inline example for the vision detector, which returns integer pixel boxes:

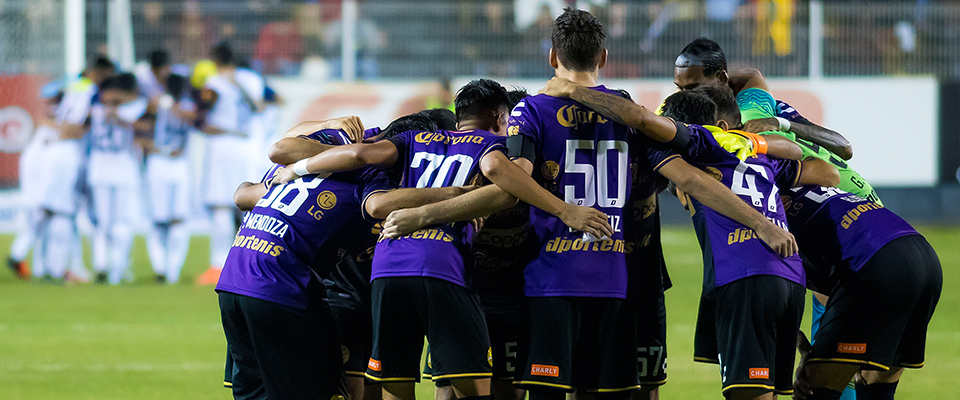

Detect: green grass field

[0,226,956,399]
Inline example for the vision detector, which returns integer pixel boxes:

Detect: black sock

[808,388,844,400]
[457,396,493,400]
[855,381,899,400]
[528,389,566,400]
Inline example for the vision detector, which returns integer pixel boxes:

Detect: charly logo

[541,160,560,180]
[316,191,337,209]
[0,106,34,152]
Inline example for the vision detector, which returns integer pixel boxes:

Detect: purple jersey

[781,185,918,281]
[507,87,640,299]
[649,124,805,290]
[216,166,393,309]
[371,129,507,287]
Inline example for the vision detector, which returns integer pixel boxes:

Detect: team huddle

[16,6,938,400]
[8,44,280,286]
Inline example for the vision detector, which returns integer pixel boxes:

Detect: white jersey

[153,98,195,157]
[55,78,98,127]
[87,98,148,187]
[135,64,164,101]
[204,74,255,136]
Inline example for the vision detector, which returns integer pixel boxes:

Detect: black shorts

[693,276,805,396]
[424,309,521,382]
[809,235,942,370]
[635,291,667,387]
[515,297,639,393]
[330,303,373,377]
[219,292,346,400]
[366,277,492,382]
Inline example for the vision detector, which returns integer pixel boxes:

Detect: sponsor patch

[749,368,769,379]
[367,358,382,372]
[530,364,559,377]
[837,343,866,354]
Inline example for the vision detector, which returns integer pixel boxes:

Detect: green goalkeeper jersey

[737,88,882,204]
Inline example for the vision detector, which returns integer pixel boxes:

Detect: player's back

[663,125,804,290]
[217,165,390,310]
[371,128,506,287]
[509,89,636,299]
[87,98,149,186]
[782,185,917,282]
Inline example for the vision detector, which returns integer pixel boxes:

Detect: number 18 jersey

[371,129,506,287]
[507,87,637,299]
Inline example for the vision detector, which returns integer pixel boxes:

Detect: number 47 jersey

[507,87,639,299]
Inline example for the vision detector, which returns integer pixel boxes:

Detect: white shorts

[203,135,248,207]
[146,154,190,222]
[39,139,84,215]
[19,137,49,203]
[87,151,139,187]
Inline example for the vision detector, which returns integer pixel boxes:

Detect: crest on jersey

[705,167,723,181]
[541,161,560,180]
[341,345,350,364]
[316,191,337,209]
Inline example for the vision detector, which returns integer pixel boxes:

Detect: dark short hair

[381,113,438,139]
[454,79,510,122]
[506,87,530,108]
[166,74,187,98]
[149,49,170,69]
[552,8,606,71]
[660,90,717,126]
[100,73,138,93]
[92,55,116,72]
[418,108,457,131]
[212,42,234,65]
[692,85,740,124]
[678,37,727,76]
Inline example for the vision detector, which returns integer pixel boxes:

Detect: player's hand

[557,204,613,239]
[793,331,815,399]
[539,77,580,99]
[382,207,430,238]
[469,216,487,233]
[324,115,365,143]
[754,222,799,258]
[267,166,300,188]
[743,117,781,134]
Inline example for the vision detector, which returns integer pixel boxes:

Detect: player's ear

[717,119,730,131]
[549,48,559,69]
[597,49,608,69]
[716,70,729,85]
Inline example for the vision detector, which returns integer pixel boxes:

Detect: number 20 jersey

[507,87,639,299]
[371,129,507,287]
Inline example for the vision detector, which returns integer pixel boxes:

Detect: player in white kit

[33,56,115,282]
[196,43,260,285]
[86,73,149,285]
[144,73,195,284]
[7,82,63,280]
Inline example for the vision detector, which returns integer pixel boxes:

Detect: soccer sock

[807,388,844,400]
[44,215,74,279]
[92,223,109,273]
[108,224,133,285]
[9,210,42,261]
[855,381,898,400]
[528,389,565,400]
[147,222,169,275]
[67,224,90,280]
[31,224,47,278]
[166,222,190,284]
[209,208,235,269]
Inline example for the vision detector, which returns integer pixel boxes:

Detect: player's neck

[554,67,600,88]
[456,119,489,132]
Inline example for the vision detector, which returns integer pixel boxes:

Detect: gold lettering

[270,245,284,257]
[600,240,613,252]
[546,238,559,252]
[571,238,583,251]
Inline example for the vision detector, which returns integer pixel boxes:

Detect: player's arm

[234,181,268,212]
[364,185,480,220]
[539,77,682,144]
[758,133,802,160]
[658,158,799,257]
[796,158,840,187]
[268,141,399,187]
[268,137,337,165]
[727,68,770,94]
[743,117,853,160]
[380,183,518,238]
[281,116,364,141]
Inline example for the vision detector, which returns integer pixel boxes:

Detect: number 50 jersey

[372,129,507,287]
[507,87,639,299]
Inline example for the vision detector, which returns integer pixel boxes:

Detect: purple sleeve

[506,98,542,159]
[357,168,397,221]
[770,157,803,190]
[259,164,283,183]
